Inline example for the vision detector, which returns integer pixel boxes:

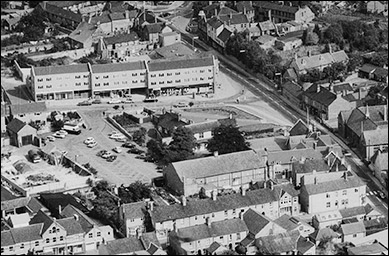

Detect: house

[277,21,304,35]
[348,242,389,255]
[37,2,82,30]
[38,192,89,219]
[206,16,224,43]
[236,1,255,22]
[339,205,368,223]
[98,233,166,255]
[119,201,146,237]
[1,196,44,219]
[308,227,341,246]
[257,20,276,36]
[366,1,388,15]
[296,236,316,255]
[255,230,300,255]
[359,64,378,80]
[60,204,114,251]
[245,25,261,40]
[372,67,389,83]
[341,222,366,243]
[301,83,356,121]
[338,105,388,160]
[363,218,388,235]
[282,81,303,107]
[359,64,389,83]
[253,2,315,24]
[218,12,250,33]
[243,209,286,239]
[159,31,181,47]
[9,102,48,126]
[247,136,284,152]
[274,214,315,237]
[369,150,388,187]
[256,35,276,50]
[363,204,384,221]
[275,34,303,51]
[97,32,143,60]
[216,27,233,50]
[351,228,388,247]
[151,186,282,247]
[154,111,191,140]
[290,49,349,75]
[6,118,38,147]
[68,21,103,49]
[169,218,248,255]
[143,23,172,44]
[299,172,366,214]
[312,210,342,229]
[163,150,267,196]
[288,119,310,136]
[205,242,229,255]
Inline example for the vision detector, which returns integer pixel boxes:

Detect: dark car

[92,99,102,104]
[144,155,155,162]
[106,155,117,162]
[143,97,158,103]
[127,148,144,154]
[135,155,147,160]
[122,142,136,148]
[97,150,107,157]
[77,101,92,106]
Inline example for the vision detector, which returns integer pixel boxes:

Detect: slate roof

[33,64,89,76]
[274,183,300,197]
[69,22,97,45]
[371,150,388,171]
[219,13,249,25]
[341,222,366,235]
[1,223,44,246]
[109,12,127,21]
[333,83,353,94]
[297,236,315,254]
[91,61,146,74]
[99,237,144,255]
[1,197,43,213]
[39,193,89,218]
[289,119,309,136]
[292,158,331,173]
[331,50,349,63]
[282,81,303,99]
[346,105,388,138]
[248,137,283,152]
[29,210,55,234]
[372,67,388,78]
[60,204,95,233]
[303,176,364,195]
[6,118,26,133]
[302,84,337,107]
[10,102,47,115]
[258,20,275,32]
[339,206,366,219]
[169,150,265,181]
[243,209,272,235]
[207,242,223,254]
[359,64,377,74]
[49,1,85,8]
[175,218,248,242]
[255,230,300,254]
[40,2,82,23]
[315,210,342,222]
[121,201,146,220]
[90,12,111,24]
[274,214,301,231]
[256,34,276,44]
[217,28,233,43]
[217,6,238,16]
[293,51,348,72]
[207,16,224,29]
[348,243,388,255]
[145,23,164,34]
[309,227,339,242]
[363,127,388,146]
[1,186,18,201]
[56,217,84,235]
[103,32,139,45]
[152,187,279,222]
[148,56,214,72]
[236,1,255,12]
[253,1,299,13]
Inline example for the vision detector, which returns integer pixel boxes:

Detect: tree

[118,181,151,203]
[207,125,250,155]
[147,139,167,163]
[51,119,64,131]
[16,8,47,41]
[322,24,344,45]
[165,126,196,162]
[346,54,362,73]
[132,127,147,146]
[313,23,321,41]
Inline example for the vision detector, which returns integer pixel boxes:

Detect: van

[28,149,41,163]
[63,123,81,135]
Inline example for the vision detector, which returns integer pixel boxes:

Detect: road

[174,22,388,218]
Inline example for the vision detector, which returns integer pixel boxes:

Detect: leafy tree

[369,53,388,67]
[346,53,363,73]
[207,125,250,155]
[51,119,64,131]
[1,1,9,8]
[147,139,167,163]
[322,24,344,45]
[15,8,47,41]
[313,23,321,41]
[132,127,147,146]
[118,181,151,203]
[165,126,196,162]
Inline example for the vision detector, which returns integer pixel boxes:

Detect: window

[132,80,138,84]
[212,213,215,218]
[151,74,156,77]
[175,72,180,75]
[151,82,156,85]
[122,81,128,84]
[46,85,52,88]
[103,75,109,78]
[9,247,13,251]
[342,190,347,196]
[294,197,297,202]
[237,233,241,240]
[232,209,236,214]
[140,72,146,75]
[326,193,330,198]
[46,78,51,81]
[326,202,331,208]
[84,82,89,85]
[175,80,181,83]
[208,76,214,79]
[46,238,50,243]
[335,201,338,206]
[20,244,24,249]
[167,80,173,84]
[355,189,358,192]
[220,236,223,240]
[38,85,43,89]
[95,83,101,86]
[60,236,64,241]
[132,73,137,76]
[35,241,39,246]
[167,73,172,76]
[95,76,100,79]
[53,237,56,243]
[97,232,101,237]
[84,75,89,78]
[103,82,109,86]
[89,233,93,238]
[75,83,81,86]
[195,216,198,220]
[199,132,204,138]
[345,199,348,205]
[159,73,164,77]
[229,234,232,240]
[200,70,205,73]
[75,76,81,79]
[224,210,228,216]
[159,81,164,84]
[38,78,43,82]
[353,234,357,238]
[1,248,4,253]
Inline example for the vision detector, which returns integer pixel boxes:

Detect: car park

[84,137,95,145]
[53,132,66,139]
[46,135,56,142]
[87,141,98,148]
[77,100,92,106]
[106,155,117,162]
[173,102,189,108]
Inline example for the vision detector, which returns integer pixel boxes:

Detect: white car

[108,98,122,104]
[57,130,68,136]
[53,132,66,139]
[84,137,95,144]
[87,141,98,148]
[173,102,190,108]
[46,135,56,142]
[109,133,125,139]
[113,146,122,153]
[108,131,120,136]
[102,152,113,159]
[115,137,127,142]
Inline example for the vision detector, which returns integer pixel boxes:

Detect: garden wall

[106,114,134,140]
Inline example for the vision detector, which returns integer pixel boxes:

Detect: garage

[22,135,33,146]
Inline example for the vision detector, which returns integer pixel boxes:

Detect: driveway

[50,109,161,186]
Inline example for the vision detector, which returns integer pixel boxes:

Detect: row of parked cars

[77,97,134,106]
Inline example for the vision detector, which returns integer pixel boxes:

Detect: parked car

[136,155,147,160]
[122,98,134,104]
[46,135,56,142]
[53,132,66,139]
[128,148,144,154]
[378,191,385,200]
[77,100,92,106]
[57,130,68,136]
[144,155,155,162]
[173,102,189,108]
[143,97,158,103]
[97,150,107,157]
[92,99,102,104]
[108,98,122,104]
[113,146,122,153]
[122,142,136,148]
[110,134,126,140]
[102,152,113,159]
[87,141,98,148]
[106,155,117,162]
[84,137,95,145]
[115,137,127,143]
[343,149,352,157]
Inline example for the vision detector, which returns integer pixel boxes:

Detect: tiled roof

[141,232,161,250]
[109,12,126,21]
[292,158,330,174]
[90,13,111,24]
[363,127,388,146]
[289,119,309,136]
[302,84,337,107]
[243,209,272,235]
[370,150,388,170]
[29,210,54,233]
[207,16,224,29]
[253,1,299,14]
[293,51,348,72]
[39,193,89,217]
[258,20,275,32]
[175,218,248,242]
[33,64,89,76]
[268,149,322,166]
[256,34,276,44]
[255,230,300,254]
[60,204,95,233]
[103,32,139,45]
[185,117,236,135]
[309,227,339,241]
[41,2,82,23]
[1,197,43,212]
[303,176,365,195]
[69,22,97,44]
[359,64,377,73]
[169,150,265,181]
[331,50,349,63]
[145,23,164,34]
[217,28,233,43]
[148,56,214,72]
[152,187,279,222]
[236,1,255,12]
[6,118,26,133]
[333,83,353,94]
[217,6,238,16]
[348,243,388,255]
[49,1,85,8]
[91,61,146,74]
[121,201,146,220]
[339,206,366,219]
[248,137,283,152]
[282,81,303,99]
[297,236,315,254]
[341,222,366,235]
[274,214,302,231]
[219,13,249,25]
[274,183,300,197]
[372,67,388,78]
[99,237,144,255]
[1,186,18,201]
[346,105,388,137]
[56,217,85,235]
[10,102,47,115]
[207,241,223,254]
[1,223,44,246]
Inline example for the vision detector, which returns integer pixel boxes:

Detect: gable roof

[243,209,272,235]
[185,117,236,135]
[39,192,89,217]
[6,118,27,133]
[121,201,146,220]
[29,210,55,234]
[207,16,224,29]
[219,13,249,25]
[69,21,98,45]
[332,83,353,94]
[255,230,300,254]
[1,223,44,246]
[103,31,139,45]
[40,2,82,23]
[363,127,388,146]
[348,243,388,255]
[258,20,275,32]
[302,84,337,107]
[341,222,366,235]
[145,23,164,34]
[56,217,84,235]
[346,105,388,137]
[174,218,248,242]
[10,102,47,115]
[1,196,43,213]
[292,158,331,174]
[297,236,315,254]
[293,51,348,72]
[359,64,377,73]
[303,176,365,195]
[309,227,339,241]
[152,187,279,223]
[274,214,307,231]
[253,1,299,14]
[236,1,255,12]
[282,81,303,99]
[339,206,367,219]
[1,186,18,201]
[60,204,95,233]
[217,6,238,16]
[99,237,144,255]
[217,28,233,43]
[289,119,309,136]
[33,64,89,76]
[169,150,265,181]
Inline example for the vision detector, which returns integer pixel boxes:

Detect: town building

[9,102,48,126]
[312,210,342,229]
[37,2,82,30]
[143,23,172,45]
[235,1,255,22]
[366,1,388,16]
[348,242,389,256]
[369,150,388,187]
[253,2,315,24]
[89,9,137,35]
[308,227,341,246]
[68,21,105,49]
[243,208,286,239]
[163,150,267,197]
[273,214,315,237]
[1,196,44,219]
[254,230,300,255]
[282,80,303,107]
[275,33,303,51]
[6,118,38,147]
[341,222,366,243]
[159,31,181,47]
[169,218,248,255]
[119,201,146,237]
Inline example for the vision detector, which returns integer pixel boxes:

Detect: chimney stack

[229,12,232,19]
[313,142,317,150]
[125,10,130,20]
[294,53,298,61]
[344,171,348,180]
[365,104,370,119]
[243,6,246,15]
[58,205,62,215]
[136,228,142,239]
[74,214,79,221]
[307,50,311,57]
[206,217,212,226]
[264,180,267,188]
[268,10,272,21]
[181,195,187,206]
[328,43,332,54]
[212,189,217,201]
[241,187,246,196]
[229,113,233,119]
[269,181,274,190]
[317,85,321,93]
[213,151,219,157]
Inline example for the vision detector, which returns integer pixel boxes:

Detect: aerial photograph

[0,0,388,255]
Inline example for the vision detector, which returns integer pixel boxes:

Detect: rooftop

[90,61,146,74]
[348,243,388,255]
[103,32,139,45]
[10,102,47,115]
[121,201,146,221]
[33,64,89,76]
[341,222,366,235]
[255,230,300,254]
[243,208,273,235]
[303,176,364,195]
[148,56,214,72]
[99,237,144,255]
